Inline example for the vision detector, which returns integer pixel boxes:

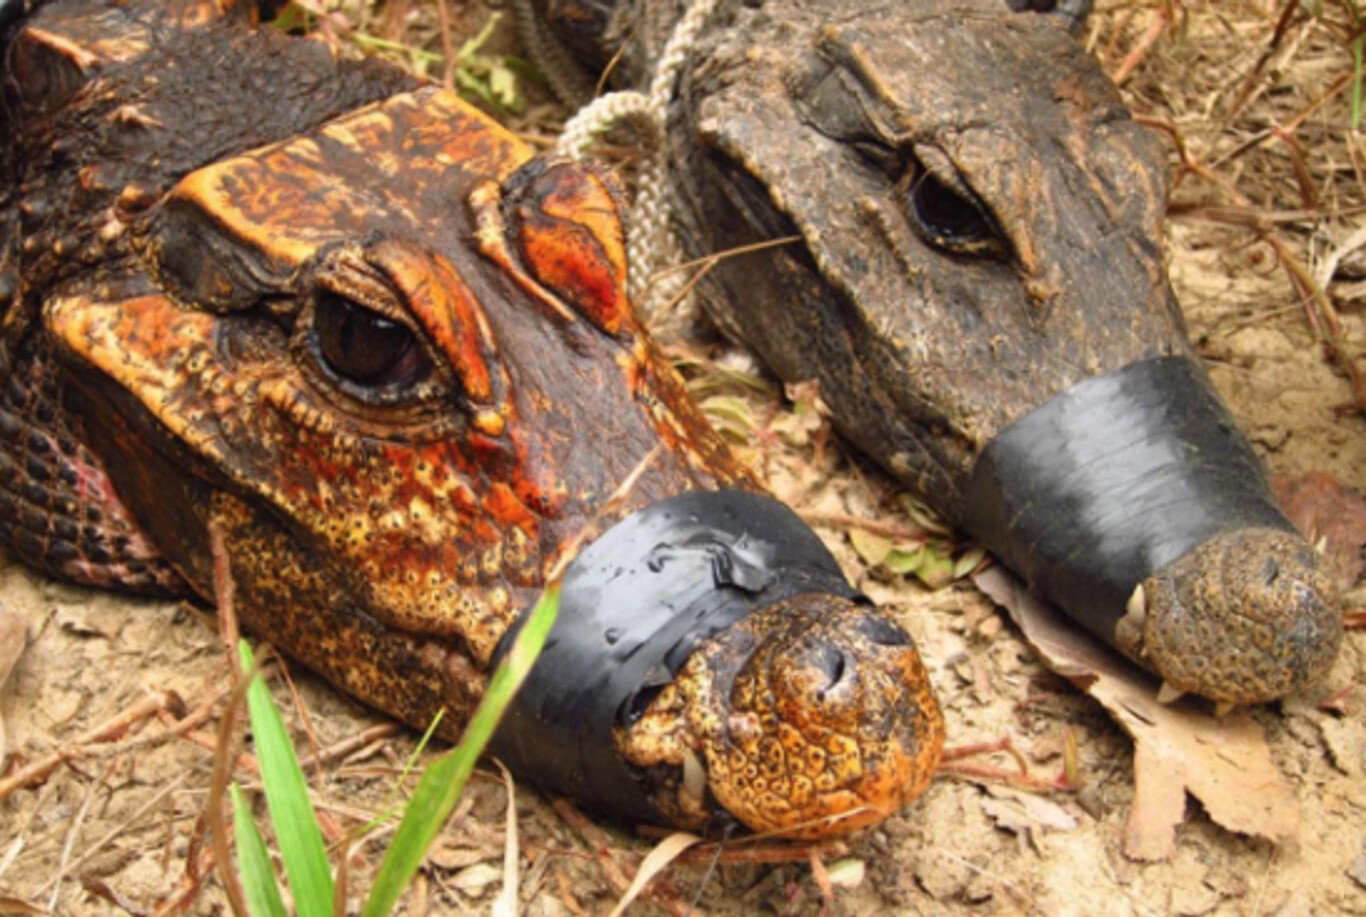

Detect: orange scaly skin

[619,596,943,837]
[0,0,943,836]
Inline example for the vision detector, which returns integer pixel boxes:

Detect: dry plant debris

[1272,470,1366,585]
[975,567,1299,862]
[0,608,27,772]
[2,0,1366,914]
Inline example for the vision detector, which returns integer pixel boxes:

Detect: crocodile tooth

[682,747,706,802]
[1156,681,1184,705]
[1126,583,1146,620]
[1213,702,1235,718]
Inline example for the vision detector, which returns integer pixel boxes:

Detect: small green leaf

[454,69,496,107]
[347,33,444,65]
[882,546,925,575]
[268,3,310,34]
[913,545,957,590]
[362,585,561,917]
[1353,32,1364,130]
[849,529,892,567]
[239,642,335,917]
[952,546,988,580]
[681,362,776,398]
[456,12,500,59]
[489,65,520,109]
[699,395,757,438]
[231,784,288,917]
[354,710,446,840]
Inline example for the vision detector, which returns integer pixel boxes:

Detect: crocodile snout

[1119,528,1342,707]
[653,592,945,839]
[490,489,944,838]
[719,595,944,837]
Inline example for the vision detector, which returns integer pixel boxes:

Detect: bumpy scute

[1121,530,1342,704]
[619,594,944,837]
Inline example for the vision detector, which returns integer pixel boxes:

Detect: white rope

[550,0,720,317]
[557,90,654,159]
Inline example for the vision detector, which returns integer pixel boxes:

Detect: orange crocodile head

[46,84,750,693]
[13,0,943,837]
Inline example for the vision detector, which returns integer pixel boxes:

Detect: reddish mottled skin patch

[0,0,943,837]
[510,165,632,336]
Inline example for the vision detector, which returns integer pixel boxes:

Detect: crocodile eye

[312,292,432,389]
[905,166,1002,257]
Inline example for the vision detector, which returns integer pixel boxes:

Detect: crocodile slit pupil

[313,291,421,386]
[908,169,995,250]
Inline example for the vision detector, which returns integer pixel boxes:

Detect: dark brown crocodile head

[707,0,1345,706]
[0,0,941,837]
[689,0,1343,706]
[536,0,1342,705]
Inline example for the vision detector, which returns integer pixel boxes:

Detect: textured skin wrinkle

[534,0,1342,703]
[1,0,944,837]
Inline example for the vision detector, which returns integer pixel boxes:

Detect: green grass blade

[361,585,561,917]
[353,709,447,839]
[230,784,289,917]
[238,642,335,917]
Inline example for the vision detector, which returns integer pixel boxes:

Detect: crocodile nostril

[855,615,912,648]
[809,642,848,698]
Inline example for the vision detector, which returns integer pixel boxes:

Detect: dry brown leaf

[606,831,701,917]
[77,878,149,916]
[0,608,24,684]
[985,786,1079,834]
[451,862,503,893]
[0,897,43,916]
[0,606,27,769]
[981,792,1078,839]
[492,760,519,917]
[824,858,865,890]
[1272,471,1366,585]
[974,567,1300,862]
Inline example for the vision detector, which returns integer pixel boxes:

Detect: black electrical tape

[960,355,1294,647]
[1,0,30,31]
[486,488,861,826]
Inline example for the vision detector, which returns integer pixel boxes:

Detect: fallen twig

[0,691,183,801]
[551,798,696,917]
[798,510,930,544]
[1111,3,1181,86]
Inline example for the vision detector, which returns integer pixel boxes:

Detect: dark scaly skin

[0,0,942,837]
[532,0,1343,706]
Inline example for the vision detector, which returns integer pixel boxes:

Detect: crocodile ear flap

[501,159,634,337]
[8,0,255,116]
[146,196,294,313]
[8,23,99,115]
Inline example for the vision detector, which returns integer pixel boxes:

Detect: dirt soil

[2,1,1365,914]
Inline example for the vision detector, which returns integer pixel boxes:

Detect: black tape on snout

[0,2,17,30]
[960,355,1294,647]
[486,489,860,826]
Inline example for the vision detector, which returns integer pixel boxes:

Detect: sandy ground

[1,1,1364,914]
